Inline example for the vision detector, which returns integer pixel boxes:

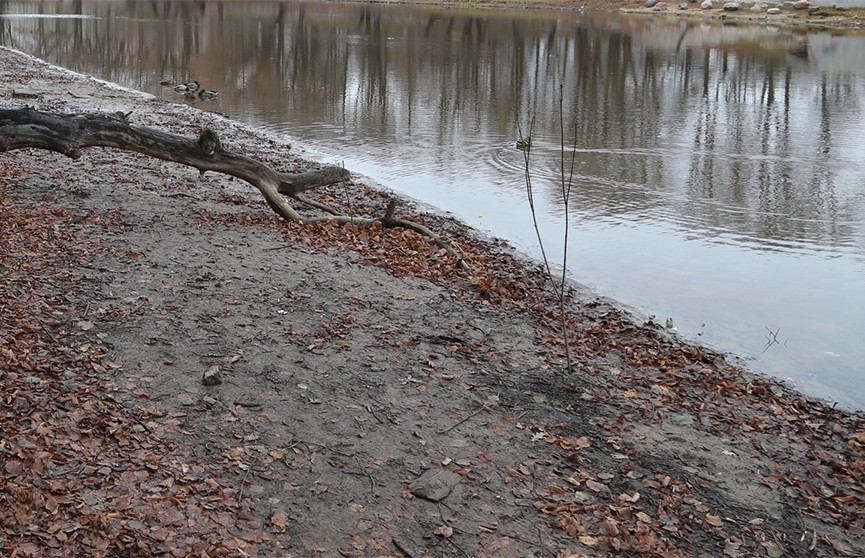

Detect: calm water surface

[2,1,864,407]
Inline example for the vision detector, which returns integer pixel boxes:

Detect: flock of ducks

[159,79,219,101]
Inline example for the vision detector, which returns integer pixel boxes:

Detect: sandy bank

[1,47,863,558]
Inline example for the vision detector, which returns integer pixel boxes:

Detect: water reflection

[2,1,864,406]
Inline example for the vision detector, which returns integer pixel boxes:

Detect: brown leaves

[0,181,292,557]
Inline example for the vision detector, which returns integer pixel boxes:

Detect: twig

[237,464,252,501]
[436,404,491,435]
[341,167,355,224]
[392,537,416,558]
[762,326,785,353]
[301,211,470,272]
[520,87,576,374]
[340,459,376,496]
[37,319,58,343]
[444,536,469,558]
[366,403,385,425]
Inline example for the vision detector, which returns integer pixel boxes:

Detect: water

[2,1,864,408]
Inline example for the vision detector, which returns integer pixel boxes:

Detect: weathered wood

[0,108,469,271]
[0,107,349,221]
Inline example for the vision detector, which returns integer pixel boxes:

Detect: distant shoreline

[348,0,865,32]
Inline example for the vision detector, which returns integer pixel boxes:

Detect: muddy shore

[1,42,863,558]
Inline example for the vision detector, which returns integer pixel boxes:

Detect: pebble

[701,0,713,8]
[202,364,222,386]
[723,1,740,10]
[767,7,782,12]
[793,0,811,9]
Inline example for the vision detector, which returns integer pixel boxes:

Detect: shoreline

[361,0,865,32]
[2,46,863,557]
[398,0,865,33]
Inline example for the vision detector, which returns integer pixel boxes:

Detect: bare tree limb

[0,108,469,271]
[0,108,351,221]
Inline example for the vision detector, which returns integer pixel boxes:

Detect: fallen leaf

[761,541,784,558]
[270,512,289,532]
[618,492,640,503]
[600,519,619,536]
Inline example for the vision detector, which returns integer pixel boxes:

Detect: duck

[197,88,219,101]
[160,78,176,87]
[516,137,532,151]
[173,80,199,93]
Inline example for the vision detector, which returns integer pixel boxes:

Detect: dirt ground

[1,41,863,558]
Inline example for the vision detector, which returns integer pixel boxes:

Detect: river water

[2,1,864,408]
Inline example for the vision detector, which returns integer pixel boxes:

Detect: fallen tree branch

[0,107,346,221]
[0,108,468,271]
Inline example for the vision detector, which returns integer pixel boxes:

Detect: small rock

[723,1,740,10]
[793,0,810,9]
[767,6,782,12]
[202,365,222,386]
[808,5,820,11]
[749,4,764,11]
[62,379,82,390]
[202,396,219,406]
[645,0,659,6]
[409,469,462,502]
[701,0,713,7]
[835,4,849,10]
[80,494,99,506]
[670,413,696,426]
[679,2,689,8]
[653,1,669,8]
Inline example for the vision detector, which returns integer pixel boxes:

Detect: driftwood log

[0,108,467,270]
